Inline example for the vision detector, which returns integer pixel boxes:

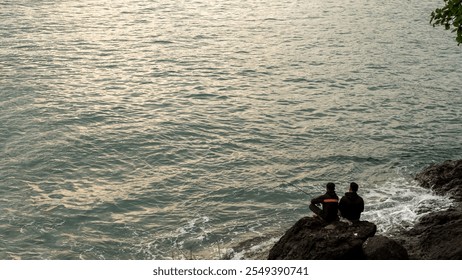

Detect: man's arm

[311,194,325,205]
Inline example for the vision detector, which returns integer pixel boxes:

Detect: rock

[415,159,462,201]
[268,217,376,260]
[403,159,462,259]
[406,208,462,259]
[363,235,409,260]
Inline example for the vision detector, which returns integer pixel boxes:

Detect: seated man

[309,182,339,223]
[339,182,364,222]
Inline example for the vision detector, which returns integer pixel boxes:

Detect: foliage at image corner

[431,0,462,45]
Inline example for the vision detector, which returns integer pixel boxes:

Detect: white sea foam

[224,177,454,259]
[362,177,453,235]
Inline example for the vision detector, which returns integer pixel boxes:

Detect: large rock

[406,208,462,259]
[363,235,409,260]
[404,159,462,259]
[268,217,376,260]
[415,159,462,201]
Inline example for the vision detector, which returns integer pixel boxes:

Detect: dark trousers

[309,203,323,217]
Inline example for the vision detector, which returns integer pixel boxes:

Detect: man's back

[339,192,364,221]
[310,190,339,222]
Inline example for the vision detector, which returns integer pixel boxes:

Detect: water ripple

[1,0,461,259]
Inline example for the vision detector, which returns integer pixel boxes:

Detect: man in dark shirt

[339,182,364,222]
[309,182,339,222]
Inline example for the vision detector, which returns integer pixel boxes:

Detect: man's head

[350,182,359,192]
[326,182,335,191]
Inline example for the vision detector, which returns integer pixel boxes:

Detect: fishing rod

[282,181,311,197]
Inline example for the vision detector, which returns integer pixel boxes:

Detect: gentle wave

[1,0,461,259]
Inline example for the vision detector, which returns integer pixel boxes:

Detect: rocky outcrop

[268,160,462,260]
[268,217,379,260]
[403,159,462,259]
[405,209,462,259]
[415,159,462,201]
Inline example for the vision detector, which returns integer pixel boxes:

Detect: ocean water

[0,0,461,259]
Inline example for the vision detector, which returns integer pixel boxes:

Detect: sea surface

[0,0,461,259]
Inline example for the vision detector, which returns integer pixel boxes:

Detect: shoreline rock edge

[267,159,462,260]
